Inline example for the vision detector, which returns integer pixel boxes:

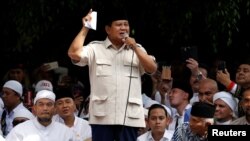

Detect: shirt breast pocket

[123,59,140,78]
[96,59,112,76]
[127,98,143,119]
[91,95,108,116]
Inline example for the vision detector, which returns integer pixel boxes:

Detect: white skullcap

[34,90,56,104]
[213,91,237,112]
[35,80,53,92]
[142,94,160,108]
[14,108,34,120]
[162,105,172,117]
[3,80,23,96]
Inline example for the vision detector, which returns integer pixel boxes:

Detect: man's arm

[134,47,157,74]
[123,36,157,73]
[68,10,93,62]
[68,27,89,62]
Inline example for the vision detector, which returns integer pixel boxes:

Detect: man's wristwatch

[196,71,203,81]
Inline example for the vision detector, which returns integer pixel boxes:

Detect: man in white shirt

[54,87,92,141]
[168,80,193,131]
[1,80,33,137]
[137,104,173,141]
[67,3,157,141]
[5,90,74,141]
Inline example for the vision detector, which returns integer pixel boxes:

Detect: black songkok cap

[103,3,128,26]
[55,87,74,101]
[191,102,215,118]
[172,80,193,100]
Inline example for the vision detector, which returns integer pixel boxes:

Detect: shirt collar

[104,37,128,50]
[4,102,24,114]
[13,103,25,112]
[147,130,172,141]
[104,37,112,48]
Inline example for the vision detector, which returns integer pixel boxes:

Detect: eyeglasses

[12,119,28,126]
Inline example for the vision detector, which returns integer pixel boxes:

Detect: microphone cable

[121,49,135,140]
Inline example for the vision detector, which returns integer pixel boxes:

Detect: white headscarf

[213,91,238,117]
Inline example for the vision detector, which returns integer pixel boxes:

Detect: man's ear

[32,105,36,116]
[166,116,172,125]
[105,25,111,35]
[184,92,189,100]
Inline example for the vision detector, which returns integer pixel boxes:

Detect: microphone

[121,33,129,40]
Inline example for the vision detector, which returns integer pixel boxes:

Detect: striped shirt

[171,122,207,141]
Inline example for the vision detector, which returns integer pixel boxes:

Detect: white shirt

[0,98,4,117]
[0,135,4,141]
[137,129,174,141]
[2,103,32,136]
[5,117,74,141]
[189,92,199,105]
[74,38,146,127]
[54,115,92,141]
[168,104,192,131]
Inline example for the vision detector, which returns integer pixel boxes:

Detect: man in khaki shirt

[67,4,157,141]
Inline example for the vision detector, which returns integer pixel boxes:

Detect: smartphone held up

[180,46,198,61]
[217,60,226,73]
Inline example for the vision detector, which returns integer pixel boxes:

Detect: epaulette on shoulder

[136,43,142,48]
[89,41,103,44]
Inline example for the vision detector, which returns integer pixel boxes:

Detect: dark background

[1,0,250,84]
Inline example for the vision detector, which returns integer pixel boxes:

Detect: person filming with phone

[216,58,250,117]
[67,3,157,141]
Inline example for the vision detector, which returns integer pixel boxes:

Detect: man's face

[189,116,207,136]
[8,68,25,83]
[198,82,217,104]
[236,64,250,88]
[241,90,250,116]
[169,88,188,108]
[2,87,20,108]
[34,98,55,122]
[189,68,207,93]
[158,80,172,96]
[55,97,76,118]
[214,99,233,121]
[148,108,170,134]
[106,20,130,44]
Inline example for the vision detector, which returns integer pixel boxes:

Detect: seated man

[172,102,215,141]
[1,80,33,137]
[213,91,238,125]
[54,87,92,141]
[5,90,74,141]
[137,104,173,141]
[231,88,250,125]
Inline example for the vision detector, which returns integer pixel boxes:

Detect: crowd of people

[0,3,249,141]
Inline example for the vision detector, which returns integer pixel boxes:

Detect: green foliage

[3,0,88,52]
[206,0,241,50]
[1,0,250,54]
